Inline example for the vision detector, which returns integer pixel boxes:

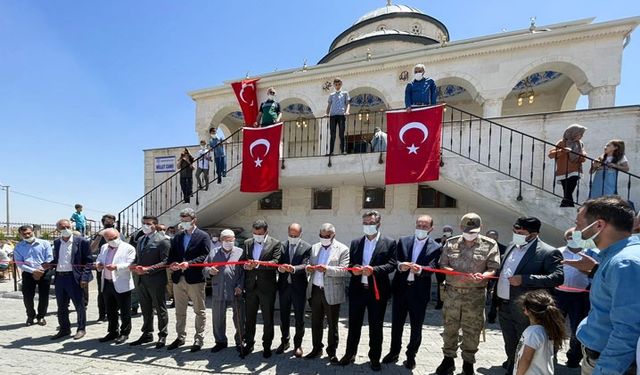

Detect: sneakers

[435,356,455,375]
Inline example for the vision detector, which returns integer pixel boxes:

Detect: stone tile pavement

[0,278,580,374]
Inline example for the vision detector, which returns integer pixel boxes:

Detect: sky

[1,0,639,224]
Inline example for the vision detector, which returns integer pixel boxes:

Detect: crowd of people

[6,195,640,375]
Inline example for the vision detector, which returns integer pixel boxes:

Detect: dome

[354,4,424,25]
[352,28,413,42]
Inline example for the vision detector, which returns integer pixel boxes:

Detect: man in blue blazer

[383,215,442,369]
[167,208,211,352]
[47,219,93,340]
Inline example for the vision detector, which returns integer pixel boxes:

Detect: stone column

[588,85,616,109]
[482,98,503,119]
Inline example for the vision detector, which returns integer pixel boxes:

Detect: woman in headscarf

[548,124,587,207]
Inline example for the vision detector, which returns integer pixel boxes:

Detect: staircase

[118,105,640,238]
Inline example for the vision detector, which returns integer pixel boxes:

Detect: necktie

[288,244,295,284]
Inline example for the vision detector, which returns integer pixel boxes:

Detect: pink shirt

[104,246,117,280]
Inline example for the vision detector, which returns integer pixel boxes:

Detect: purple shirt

[104,246,117,280]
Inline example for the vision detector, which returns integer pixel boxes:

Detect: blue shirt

[404,77,437,107]
[13,239,53,273]
[183,231,192,253]
[70,211,86,229]
[208,136,226,158]
[577,235,640,374]
[327,90,350,116]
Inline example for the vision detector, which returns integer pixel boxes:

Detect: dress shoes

[240,344,254,357]
[114,335,129,344]
[382,352,399,364]
[371,361,382,371]
[167,338,185,350]
[337,354,355,366]
[129,334,153,346]
[99,332,119,343]
[155,336,166,349]
[263,348,272,358]
[404,357,416,370]
[37,318,47,326]
[304,348,322,359]
[25,318,34,327]
[294,347,303,358]
[51,330,71,340]
[190,342,202,352]
[210,343,227,353]
[73,330,86,340]
[275,341,290,354]
[329,355,340,364]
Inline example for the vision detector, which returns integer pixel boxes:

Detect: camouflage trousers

[441,285,486,363]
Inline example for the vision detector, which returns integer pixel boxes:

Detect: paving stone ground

[0,277,580,374]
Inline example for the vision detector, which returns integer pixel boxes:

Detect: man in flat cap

[490,216,564,374]
[435,213,500,375]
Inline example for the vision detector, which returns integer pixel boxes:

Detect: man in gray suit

[241,219,282,358]
[490,216,564,374]
[203,229,244,353]
[304,223,350,364]
[130,215,171,348]
[276,223,312,357]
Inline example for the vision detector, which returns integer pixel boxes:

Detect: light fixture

[295,116,308,128]
[516,77,535,106]
[366,48,372,61]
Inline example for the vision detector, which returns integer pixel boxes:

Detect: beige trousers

[173,277,206,343]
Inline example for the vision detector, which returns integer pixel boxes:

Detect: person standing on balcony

[70,204,94,237]
[209,126,227,184]
[195,140,212,191]
[325,78,350,156]
[371,127,387,152]
[435,213,500,375]
[255,87,282,127]
[588,139,630,199]
[177,148,195,204]
[404,63,437,111]
[548,124,587,207]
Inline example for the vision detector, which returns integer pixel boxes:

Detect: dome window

[377,24,387,31]
[411,24,422,35]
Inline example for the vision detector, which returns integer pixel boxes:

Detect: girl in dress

[589,139,630,198]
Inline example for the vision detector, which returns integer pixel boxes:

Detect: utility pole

[0,184,8,235]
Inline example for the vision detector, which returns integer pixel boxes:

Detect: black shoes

[263,348,272,358]
[51,330,71,340]
[304,348,322,359]
[337,354,355,366]
[404,357,417,370]
[462,361,474,375]
[435,356,455,375]
[114,335,128,344]
[129,334,153,346]
[275,341,290,354]
[190,342,202,352]
[240,344,254,357]
[36,318,47,326]
[167,338,185,350]
[371,361,382,371]
[211,343,227,353]
[382,352,399,364]
[26,318,34,327]
[99,332,119,343]
[155,337,166,349]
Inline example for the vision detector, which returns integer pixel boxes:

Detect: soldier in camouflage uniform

[434,213,500,375]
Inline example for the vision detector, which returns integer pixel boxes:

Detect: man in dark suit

[48,219,93,340]
[130,215,171,348]
[166,208,210,352]
[383,215,442,369]
[241,219,282,358]
[276,223,311,357]
[338,210,397,371]
[490,217,564,374]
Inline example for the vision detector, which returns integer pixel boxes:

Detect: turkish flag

[385,105,444,184]
[241,123,283,192]
[231,79,259,126]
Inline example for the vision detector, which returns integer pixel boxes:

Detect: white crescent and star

[398,121,429,154]
[249,138,271,167]
[239,82,255,106]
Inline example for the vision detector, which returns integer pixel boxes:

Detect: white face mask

[363,225,378,236]
[267,94,275,101]
[462,232,478,242]
[210,133,216,138]
[24,236,36,243]
[141,224,153,235]
[288,237,301,246]
[179,221,193,231]
[512,233,528,247]
[200,144,206,149]
[222,241,234,251]
[60,229,73,238]
[566,239,581,249]
[442,232,452,239]
[320,237,333,247]
[253,234,265,243]
[572,221,600,250]
[211,237,219,242]
[414,72,424,81]
[415,229,430,240]
[108,239,121,248]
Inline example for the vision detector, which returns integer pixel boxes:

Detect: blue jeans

[214,156,227,183]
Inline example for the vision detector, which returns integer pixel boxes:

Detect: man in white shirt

[195,140,212,191]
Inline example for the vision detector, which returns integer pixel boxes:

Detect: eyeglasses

[319,234,332,239]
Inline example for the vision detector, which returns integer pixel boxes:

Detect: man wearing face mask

[14,225,53,327]
[202,229,244,353]
[383,215,442,370]
[305,223,350,363]
[167,208,210,352]
[210,231,221,250]
[490,216,563,375]
[195,140,212,191]
[434,225,454,309]
[436,213,500,375]
[90,214,122,322]
[276,223,311,357]
[95,228,136,344]
[339,211,397,371]
[46,219,93,340]
[208,126,227,184]
[325,77,351,155]
[240,219,282,358]
[555,227,594,368]
[404,63,438,112]
[574,196,640,375]
[129,215,170,348]
[255,87,282,127]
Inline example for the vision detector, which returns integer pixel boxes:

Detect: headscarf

[562,124,586,162]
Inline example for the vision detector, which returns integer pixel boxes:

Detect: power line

[8,190,109,214]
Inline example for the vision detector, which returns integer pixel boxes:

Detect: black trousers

[137,277,169,337]
[560,176,580,207]
[310,286,340,355]
[55,273,86,332]
[96,270,106,318]
[556,291,590,364]
[103,280,132,335]
[345,287,388,362]
[389,286,430,358]
[21,271,51,320]
[180,176,193,203]
[329,115,346,154]
[278,283,306,348]
[498,299,530,372]
[244,288,276,349]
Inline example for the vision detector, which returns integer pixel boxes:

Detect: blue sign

[155,156,176,173]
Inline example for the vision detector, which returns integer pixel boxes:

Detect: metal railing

[0,221,103,240]
[118,105,640,235]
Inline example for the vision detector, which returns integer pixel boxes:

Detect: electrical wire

[6,189,108,214]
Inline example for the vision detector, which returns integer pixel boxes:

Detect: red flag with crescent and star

[240,123,283,192]
[385,105,444,184]
[231,79,259,126]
